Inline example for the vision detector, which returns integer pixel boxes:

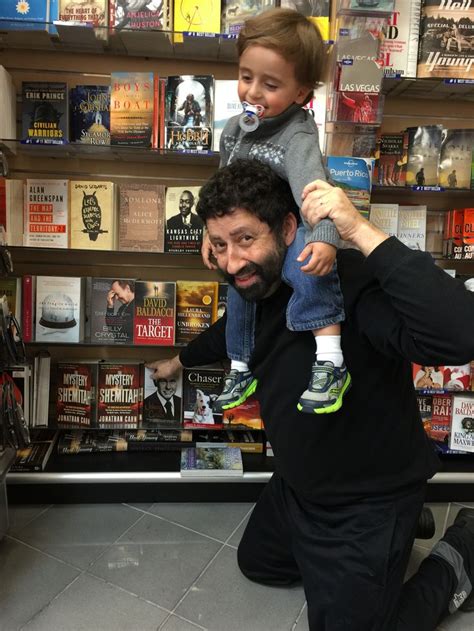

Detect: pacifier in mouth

[239,102,265,132]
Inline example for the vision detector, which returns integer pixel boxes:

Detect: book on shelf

[397,205,427,251]
[97,361,143,429]
[175,280,219,345]
[133,280,176,345]
[222,395,264,430]
[326,156,373,219]
[303,84,328,153]
[0,276,21,320]
[438,129,474,190]
[406,125,443,188]
[164,186,204,254]
[58,0,107,28]
[69,181,116,250]
[173,0,220,33]
[374,132,408,187]
[444,208,465,259]
[56,361,99,427]
[110,72,156,147]
[3,179,24,247]
[34,276,85,343]
[417,0,474,80]
[329,90,384,125]
[338,0,396,15]
[443,364,472,391]
[368,203,399,237]
[21,82,68,145]
[217,283,228,320]
[380,0,422,78]
[118,183,165,252]
[0,66,16,140]
[32,351,51,427]
[5,364,33,427]
[221,0,276,35]
[163,75,214,152]
[127,428,193,450]
[182,366,225,429]
[413,363,444,390]
[449,394,474,453]
[24,179,69,249]
[21,275,35,343]
[194,429,264,453]
[325,124,378,159]
[87,277,135,345]
[426,210,444,256]
[143,365,183,428]
[0,0,58,33]
[69,85,111,145]
[417,393,432,438]
[109,0,169,31]
[57,429,128,454]
[430,393,462,455]
[180,445,244,477]
[10,430,59,472]
[463,207,474,259]
[279,0,330,40]
[212,79,240,152]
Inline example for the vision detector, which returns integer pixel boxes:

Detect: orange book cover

[462,208,474,259]
[223,396,264,431]
[451,209,464,260]
[110,72,154,147]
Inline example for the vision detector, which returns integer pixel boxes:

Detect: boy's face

[238,45,309,119]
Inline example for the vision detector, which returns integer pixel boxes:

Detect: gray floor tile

[293,605,309,631]
[124,502,154,512]
[22,573,168,631]
[0,538,79,630]
[160,614,207,631]
[438,610,474,630]
[227,512,251,548]
[88,514,222,610]
[148,502,254,542]
[176,545,306,631]
[12,504,143,570]
[7,504,51,534]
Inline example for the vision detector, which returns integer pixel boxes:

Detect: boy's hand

[296,241,336,275]
[145,355,183,380]
[201,231,218,270]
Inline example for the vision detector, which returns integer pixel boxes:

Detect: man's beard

[219,234,287,301]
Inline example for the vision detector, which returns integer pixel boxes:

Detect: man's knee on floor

[237,540,301,586]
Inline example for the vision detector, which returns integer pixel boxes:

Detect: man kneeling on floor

[148,159,474,631]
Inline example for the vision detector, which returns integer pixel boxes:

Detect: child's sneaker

[213,369,257,414]
[297,361,351,414]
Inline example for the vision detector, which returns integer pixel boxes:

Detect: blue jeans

[226,225,345,362]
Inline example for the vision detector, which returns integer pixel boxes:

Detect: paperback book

[118,183,165,252]
[0,0,58,33]
[164,186,204,254]
[24,179,69,248]
[368,203,399,237]
[69,181,116,250]
[70,85,111,145]
[449,395,474,453]
[58,0,107,27]
[194,429,264,453]
[182,366,225,429]
[430,393,458,454]
[180,445,243,477]
[127,428,193,450]
[173,0,220,33]
[374,132,408,187]
[143,365,183,428]
[133,280,176,346]
[21,82,68,145]
[57,430,128,454]
[175,280,218,345]
[56,361,99,427]
[222,395,264,430]
[326,156,373,218]
[87,277,135,345]
[97,361,143,429]
[380,0,422,77]
[35,276,85,343]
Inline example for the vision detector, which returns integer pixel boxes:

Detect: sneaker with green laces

[297,361,351,414]
[213,369,257,414]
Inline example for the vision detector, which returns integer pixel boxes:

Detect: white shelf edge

[7,471,272,484]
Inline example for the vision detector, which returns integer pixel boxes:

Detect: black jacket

[180,238,474,502]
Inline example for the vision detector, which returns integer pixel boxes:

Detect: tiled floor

[0,502,473,630]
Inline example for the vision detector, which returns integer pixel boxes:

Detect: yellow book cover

[176,280,218,345]
[173,0,221,33]
[69,181,116,250]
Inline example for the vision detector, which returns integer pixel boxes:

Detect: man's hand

[201,231,218,270]
[297,241,336,275]
[146,355,183,380]
[301,179,389,257]
[106,289,116,308]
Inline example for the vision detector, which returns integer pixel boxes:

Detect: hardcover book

[133,280,176,345]
[338,0,396,14]
[449,394,474,453]
[127,428,193,450]
[87,277,135,345]
[173,0,220,33]
[417,393,432,437]
[164,186,204,254]
[417,0,474,80]
[374,132,408,187]
[180,445,243,477]
[175,280,218,345]
[163,75,214,152]
[57,430,128,454]
[406,125,443,187]
[438,129,474,190]
[0,0,58,32]
[109,0,167,31]
[380,0,422,77]
[21,82,68,145]
[24,179,69,248]
[56,361,99,427]
[35,276,85,343]
[443,364,472,391]
[0,277,21,319]
[222,0,275,35]
[0,66,16,140]
[182,366,225,429]
[4,179,25,247]
[369,203,399,237]
[430,393,458,454]
[213,79,240,152]
[279,0,330,40]
[463,207,474,259]
[110,72,155,147]
[21,275,35,343]
[326,156,373,218]
[413,363,444,390]
[58,0,107,27]
[222,395,264,430]
[69,181,116,250]
[70,85,111,145]
[397,205,427,251]
[194,429,264,453]
[217,283,228,319]
[143,365,183,428]
[118,183,165,252]
[10,431,59,472]
[97,361,143,429]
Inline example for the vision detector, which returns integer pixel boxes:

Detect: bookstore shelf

[382,77,474,102]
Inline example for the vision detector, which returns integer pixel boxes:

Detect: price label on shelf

[444,79,474,85]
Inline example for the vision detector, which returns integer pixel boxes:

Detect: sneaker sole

[220,378,258,411]
[297,372,352,415]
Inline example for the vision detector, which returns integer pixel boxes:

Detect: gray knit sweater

[219,103,339,247]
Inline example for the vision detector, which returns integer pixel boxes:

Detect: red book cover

[133,280,176,345]
[0,177,6,232]
[97,362,143,429]
[56,361,98,427]
[21,275,35,342]
[222,395,264,430]
[152,75,159,150]
[430,393,453,445]
[462,207,474,260]
[452,209,464,260]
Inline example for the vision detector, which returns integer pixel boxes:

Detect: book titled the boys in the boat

[22,82,68,145]
[24,179,69,248]
[69,181,116,250]
[97,361,143,429]
[118,183,165,252]
[56,361,99,427]
[163,75,213,152]
[175,280,218,345]
[110,72,155,147]
[86,277,135,345]
[133,280,176,345]
[70,85,111,145]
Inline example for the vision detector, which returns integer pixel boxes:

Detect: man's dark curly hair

[196,159,298,233]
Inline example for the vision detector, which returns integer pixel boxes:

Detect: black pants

[237,474,457,631]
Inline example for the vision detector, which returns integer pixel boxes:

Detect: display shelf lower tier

[6,452,474,503]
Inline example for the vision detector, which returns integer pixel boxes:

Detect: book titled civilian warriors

[22,82,68,145]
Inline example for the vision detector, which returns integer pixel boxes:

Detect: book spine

[407,0,422,78]
[152,74,159,150]
[21,275,34,342]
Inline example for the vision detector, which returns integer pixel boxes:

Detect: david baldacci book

[69,181,116,250]
[97,361,143,429]
[118,183,165,252]
[56,361,99,427]
[164,186,203,254]
[142,365,183,428]
[182,366,225,429]
[449,394,474,452]
[35,276,85,343]
[133,280,176,345]
[87,277,135,345]
[21,82,68,145]
[24,179,69,248]
[70,85,111,145]
[175,280,218,345]
[110,72,156,147]
[163,75,213,152]
[180,445,243,477]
